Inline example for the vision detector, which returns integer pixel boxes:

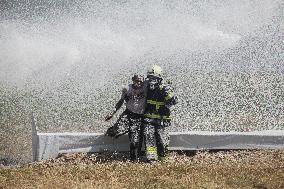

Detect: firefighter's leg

[111,111,130,137]
[129,133,138,161]
[137,121,145,158]
[143,122,158,162]
[155,125,170,161]
[128,117,141,161]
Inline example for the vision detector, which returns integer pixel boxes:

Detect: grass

[1,150,283,189]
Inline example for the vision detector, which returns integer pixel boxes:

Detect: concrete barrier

[32,117,284,161]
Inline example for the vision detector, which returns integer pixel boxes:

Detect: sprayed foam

[0,0,283,164]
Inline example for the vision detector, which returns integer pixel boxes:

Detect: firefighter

[105,74,147,161]
[142,65,178,163]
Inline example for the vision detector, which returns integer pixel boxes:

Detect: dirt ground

[0,150,283,189]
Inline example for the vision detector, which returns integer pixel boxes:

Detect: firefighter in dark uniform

[142,65,178,162]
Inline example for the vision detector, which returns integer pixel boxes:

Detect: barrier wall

[32,117,284,161]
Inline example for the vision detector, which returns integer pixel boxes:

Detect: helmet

[147,65,163,77]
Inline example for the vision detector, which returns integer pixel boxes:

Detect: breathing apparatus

[147,65,163,90]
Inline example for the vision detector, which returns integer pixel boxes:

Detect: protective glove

[161,120,171,128]
[105,113,114,121]
[105,126,117,137]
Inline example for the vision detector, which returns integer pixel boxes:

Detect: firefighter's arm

[105,88,127,121]
[164,86,178,108]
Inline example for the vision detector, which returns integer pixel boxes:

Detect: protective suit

[105,75,147,161]
[142,65,178,162]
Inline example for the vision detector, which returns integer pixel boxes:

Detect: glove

[161,120,171,128]
[105,113,114,121]
[105,126,117,137]
[124,95,130,102]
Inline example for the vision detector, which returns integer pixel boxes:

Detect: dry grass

[1,150,284,189]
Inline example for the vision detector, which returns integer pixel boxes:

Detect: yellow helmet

[147,65,163,77]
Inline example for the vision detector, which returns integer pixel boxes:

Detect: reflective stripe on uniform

[147,100,165,110]
[145,113,161,119]
[162,116,172,120]
[165,92,174,101]
[147,100,165,105]
[145,113,172,120]
[147,146,157,154]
